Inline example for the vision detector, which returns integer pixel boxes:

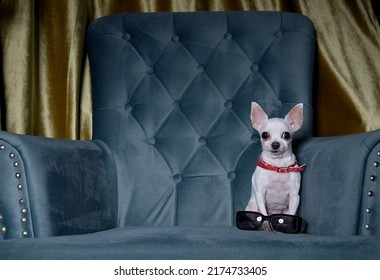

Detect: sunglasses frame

[236,211,307,234]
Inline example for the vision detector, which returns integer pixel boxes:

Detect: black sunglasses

[236,211,307,234]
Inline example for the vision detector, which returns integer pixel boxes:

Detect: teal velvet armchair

[1,11,380,259]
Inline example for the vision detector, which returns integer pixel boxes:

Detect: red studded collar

[257,156,307,173]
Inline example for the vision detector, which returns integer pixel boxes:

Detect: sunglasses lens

[270,215,302,233]
[236,212,263,230]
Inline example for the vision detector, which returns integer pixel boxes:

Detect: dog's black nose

[271,142,280,150]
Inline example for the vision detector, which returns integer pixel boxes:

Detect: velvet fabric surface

[0,0,379,139]
[0,132,117,239]
[297,129,380,236]
[1,226,379,260]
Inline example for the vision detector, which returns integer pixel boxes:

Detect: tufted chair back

[87,11,316,227]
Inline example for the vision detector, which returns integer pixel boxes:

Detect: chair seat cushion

[1,226,379,259]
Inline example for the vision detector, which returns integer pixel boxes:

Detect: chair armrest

[296,129,380,236]
[0,132,117,240]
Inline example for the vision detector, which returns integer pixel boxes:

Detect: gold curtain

[0,0,379,140]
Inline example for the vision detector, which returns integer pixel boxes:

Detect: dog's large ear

[285,103,303,132]
[251,102,268,131]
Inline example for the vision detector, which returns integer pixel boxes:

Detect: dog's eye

[261,132,270,140]
[282,132,291,140]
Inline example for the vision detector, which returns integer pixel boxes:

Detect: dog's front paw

[283,210,296,215]
[245,201,259,212]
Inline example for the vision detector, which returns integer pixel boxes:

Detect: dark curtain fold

[0,0,379,139]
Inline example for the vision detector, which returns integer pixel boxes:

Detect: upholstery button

[370,175,376,181]
[21,217,27,223]
[251,64,259,72]
[14,162,19,167]
[366,208,372,214]
[224,100,233,109]
[274,30,282,37]
[147,137,156,145]
[173,174,182,183]
[0,145,5,150]
[197,64,204,72]
[368,191,374,197]
[374,161,379,167]
[22,230,28,237]
[198,137,207,145]
[9,153,15,159]
[224,32,232,40]
[146,67,154,75]
[227,171,236,180]
[15,173,21,179]
[125,104,133,113]
[365,224,371,230]
[1,227,6,233]
[19,198,25,205]
[377,151,380,157]
[0,214,3,221]
[21,208,27,215]
[123,32,131,40]
[17,184,23,190]
[171,34,179,42]
[171,101,180,110]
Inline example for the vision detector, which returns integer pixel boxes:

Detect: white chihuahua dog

[246,102,306,216]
